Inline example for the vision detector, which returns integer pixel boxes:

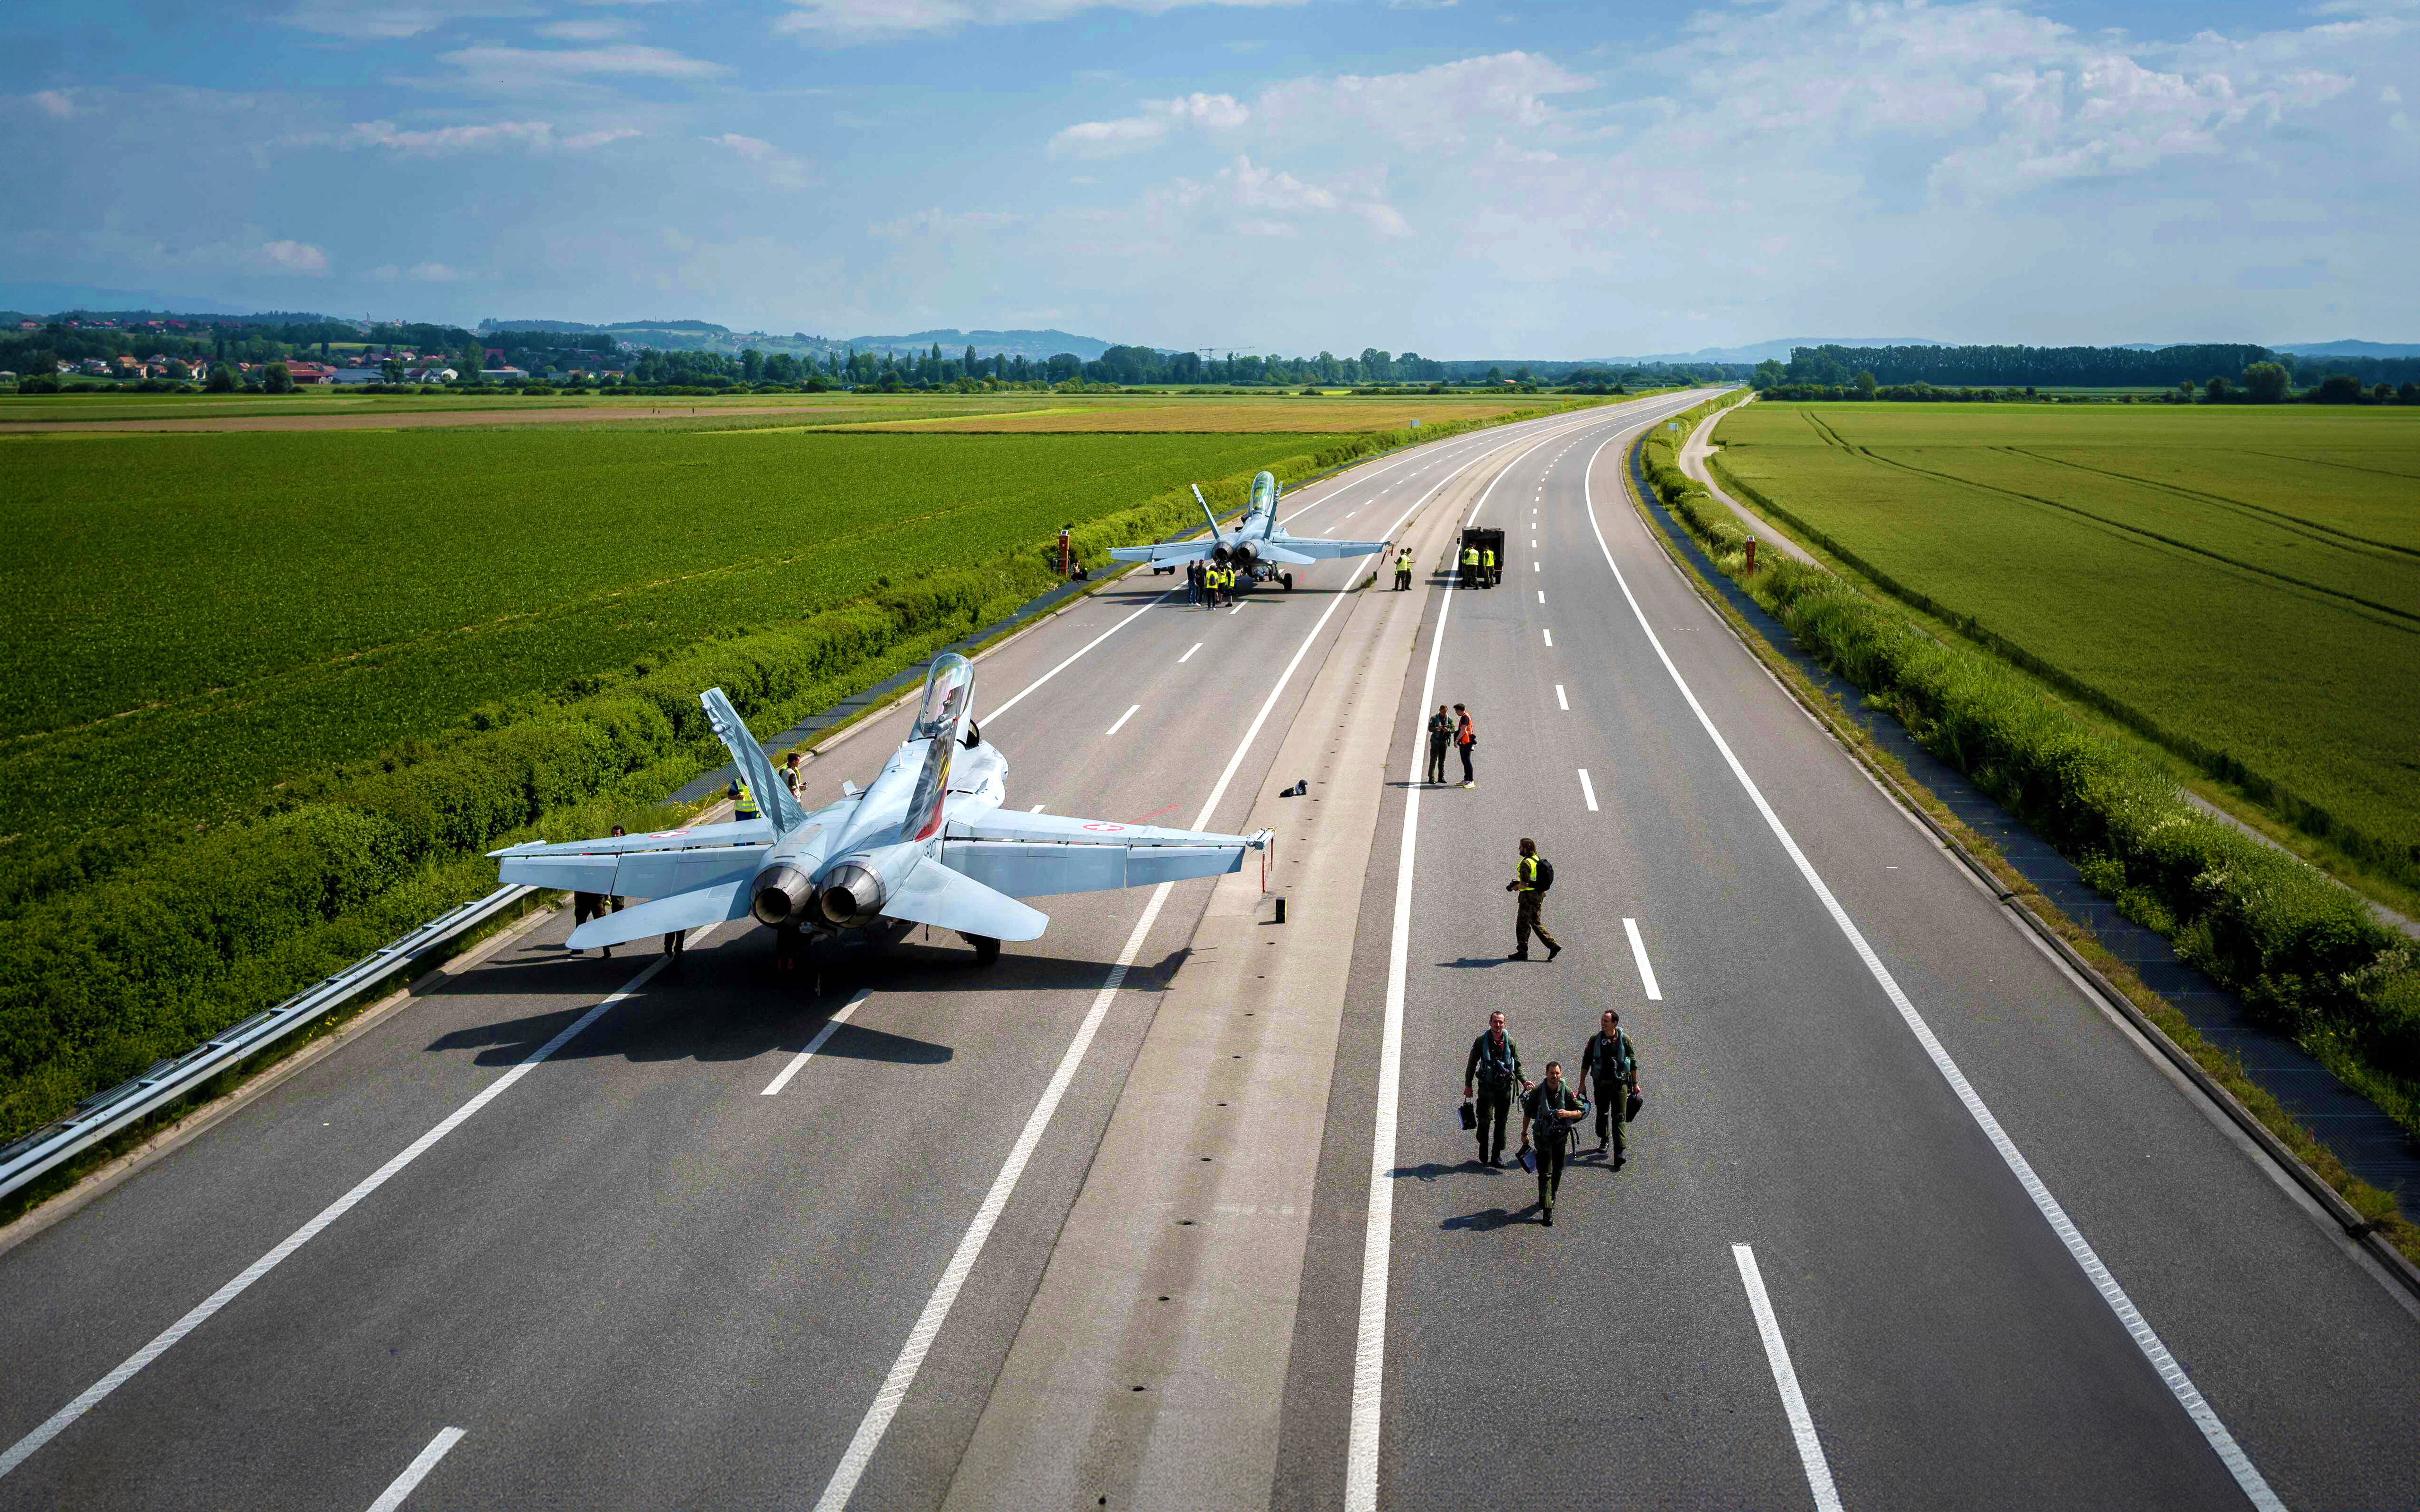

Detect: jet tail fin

[700,687,805,833]
[1192,483,1219,538]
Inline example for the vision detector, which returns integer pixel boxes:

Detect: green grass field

[1708,403,2420,881]
[0,428,1343,883]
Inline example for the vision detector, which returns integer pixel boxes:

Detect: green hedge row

[1636,400,2420,1111]
[0,402,1582,1145]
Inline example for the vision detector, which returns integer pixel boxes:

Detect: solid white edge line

[1623,916,1662,1000]
[1344,402,1670,1512]
[1555,684,1568,711]
[1105,704,1141,737]
[761,989,870,1096]
[1731,1245,1845,1512]
[1579,430,2284,1512]
[813,545,1371,1512]
[1578,769,1599,812]
[0,929,715,1481]
[1179,642,1202,663]
[366,1426,468,1512]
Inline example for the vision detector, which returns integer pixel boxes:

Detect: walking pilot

[1506,837,1560,961]
[1462,1010,1530,1167]
[1523,1061,1584,1225]
[1576,1009,1641,1167]
[1426,704,1453,786]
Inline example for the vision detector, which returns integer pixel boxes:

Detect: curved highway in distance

[0,388,2415,1511]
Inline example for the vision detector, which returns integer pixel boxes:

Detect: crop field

[1708,402,2420,874]
[832,396,1583,432]
[0,428,1344,881]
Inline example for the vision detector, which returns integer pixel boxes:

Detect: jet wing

[490,821,772,894]
[1110,541,1217,564]
[566,877,755,950]
[1264,536,1392,561]
[941,811,1272,899]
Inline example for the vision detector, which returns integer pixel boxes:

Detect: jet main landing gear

[963,933,1003,966]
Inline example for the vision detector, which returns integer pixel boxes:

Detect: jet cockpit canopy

[1249,470,1279,515]
[913,652,977,742]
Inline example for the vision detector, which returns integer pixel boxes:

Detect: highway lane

[1271,400,2420,1509]
[0,393,1703,1509]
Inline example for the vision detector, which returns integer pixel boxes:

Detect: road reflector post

[1745,535,1757,574]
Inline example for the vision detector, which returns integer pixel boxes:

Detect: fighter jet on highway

[1110,470,1391,592]
[490,653,1271,964]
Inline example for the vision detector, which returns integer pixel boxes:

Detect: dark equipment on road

[1460,526,1504,588]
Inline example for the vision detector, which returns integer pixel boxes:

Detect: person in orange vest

[1454,703,1477,788]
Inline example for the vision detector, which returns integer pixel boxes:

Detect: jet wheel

[967,933,1002,966]
[1282,573,1295,591]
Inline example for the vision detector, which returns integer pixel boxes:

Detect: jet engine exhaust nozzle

[1211,542,1234,567]
[1231,542,1258,571]
[816,862,886,928]
[752,863,814,927]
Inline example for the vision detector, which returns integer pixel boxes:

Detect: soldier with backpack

[1506,837,1560,961]
[1462,1010,1530,1167]
[1577,1008,1641,1166]
[1522,1061,1586,1225]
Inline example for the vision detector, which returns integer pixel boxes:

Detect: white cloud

[1253,51,1591,149]
[776,0,1306,45]
[536,19,637,40]
[438,43,728,87]
[1050,92,1250,157]
[281,0,534,41]
[705,132,816,189]
[870,206,1028,237]
[29,89,74,119]
[1143,154,1410,239]
[259,239,331,275]
[299,119,637,154]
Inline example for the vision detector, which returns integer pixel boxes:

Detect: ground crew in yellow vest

[1395,548,1414,590]
[1461,542,1479,587]
[1481,545,1497,585]
[1506,837,1560,960]
[730,778,759,821]
[1577,1009,1640,1166]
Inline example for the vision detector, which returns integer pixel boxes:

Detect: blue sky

[3,0,2411,356]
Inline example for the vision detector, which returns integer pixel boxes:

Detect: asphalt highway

[1267,407,2420,1509]
[0,395,1711,1510]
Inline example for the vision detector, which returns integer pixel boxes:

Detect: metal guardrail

[0,883,536,1203]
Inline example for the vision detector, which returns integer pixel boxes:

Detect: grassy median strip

[1632,398,2419,1265]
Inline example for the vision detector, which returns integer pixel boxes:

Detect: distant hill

[838,328,1119,360]
[0,283,259,318]
[1625,336,1946,365]
[2275,340,2420,359]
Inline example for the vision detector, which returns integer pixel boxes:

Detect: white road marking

[1532,561,1540,572]
[1732,1246,1843,1512]
[1555,684,1568,710]
[1344,405,1655,1512]
[1623,917,1661,999]
[1105,704,1141,737]
[813,551,1368,1512]
[1542,628,1553,647]
[1537,591,1545,604]
[1179,642,1202,663]
[0,929,717,1481]
[1030,802,1046,812]
[367,1427,467,1512]
[1229,598,1246,615]
[985,592,1175,724]
[761,989,871,1095]
[1578,769,1599,811]
[1579,430,2285,1512]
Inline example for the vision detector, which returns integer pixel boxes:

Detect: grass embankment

[1636,395,2420,1255]
[0,402,1577,1147]
[1706,404,2420,900]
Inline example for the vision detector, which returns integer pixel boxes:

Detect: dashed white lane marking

[1230,598,1246,615]
[1732,1246,1843,1512]
[1555,684,1568,711]
[366,1426,467,1512]
[1532,561,1540,573]
[0,930,717,1481]
[762,989,871,1096]
[1537,591,1545,604]
[1578,769,1599,811]
[1179,642,1202,663]
[1105,704,1141,736]
[1542,628,1553,647]
[1030,802,1046,813]
[1623,917,1662,999]
[1578,428,2285,1512]
[1348,404,1665,1512]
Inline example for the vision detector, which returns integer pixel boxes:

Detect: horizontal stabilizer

[1110,541,1213,564]
[566,878,752,950]
[1255,544,1316,566]
[881,858,1049,941]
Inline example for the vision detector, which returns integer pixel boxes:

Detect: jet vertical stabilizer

[701,687,805,832]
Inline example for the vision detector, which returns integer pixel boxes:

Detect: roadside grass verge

[1635,396,2420,1262]
[0,399,1582,1149]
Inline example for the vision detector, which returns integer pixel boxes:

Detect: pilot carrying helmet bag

[1627,1089,1645,1123]
[1459,1097,1478,1132]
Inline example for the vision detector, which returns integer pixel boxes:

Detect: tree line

[1757,342,2420,392]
